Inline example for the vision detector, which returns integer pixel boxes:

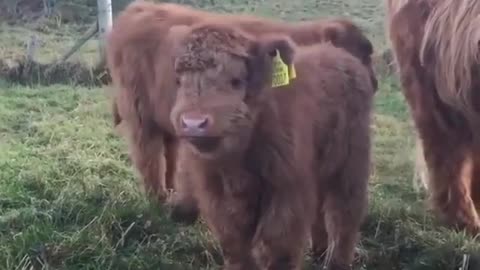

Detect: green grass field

[0,0,479,269]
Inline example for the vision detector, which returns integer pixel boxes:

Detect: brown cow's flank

[386,0,480,235]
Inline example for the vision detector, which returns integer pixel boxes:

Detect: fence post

[97,0,112,64]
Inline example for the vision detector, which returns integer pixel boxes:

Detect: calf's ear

[323,25,340,45]
[246,35,296,93]
[168,25,191,71]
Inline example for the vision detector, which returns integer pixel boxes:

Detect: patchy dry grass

[0,22,99,65]
[0,0,479,269]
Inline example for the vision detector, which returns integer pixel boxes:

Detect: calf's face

[172,52,253,158]
[169,25,295,159]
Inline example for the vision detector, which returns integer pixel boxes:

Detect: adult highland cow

[386,0,480,234]
[106,1,376,219]
[169,22,374,270]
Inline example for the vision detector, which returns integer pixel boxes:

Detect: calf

[106,1,376,224]
[169,22,374,270]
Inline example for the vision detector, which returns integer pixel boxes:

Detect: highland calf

[106,1,376,223]
[386,0,480,235]
[169,22,374,270]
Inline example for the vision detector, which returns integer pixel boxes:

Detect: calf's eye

[230,78,243,89]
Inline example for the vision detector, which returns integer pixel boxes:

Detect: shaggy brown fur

[169,22,374,270]
[387,0,480,235]
[106,0,376,219]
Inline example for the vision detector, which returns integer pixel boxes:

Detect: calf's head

[170,23,295,159]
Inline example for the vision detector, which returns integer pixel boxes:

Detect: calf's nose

[180,112,210,136]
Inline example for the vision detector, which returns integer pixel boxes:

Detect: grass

[0,0,479,269]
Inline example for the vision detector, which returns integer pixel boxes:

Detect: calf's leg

[321,168,368,269]
[472,153,480,211]
[127,123,168,203]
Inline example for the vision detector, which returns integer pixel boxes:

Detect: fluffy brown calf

[169,22,374,270]
[386,0,480,235]
[106,1,376,216]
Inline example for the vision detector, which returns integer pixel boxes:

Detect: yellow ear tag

[271,50,291,88]
[288,64,296,79]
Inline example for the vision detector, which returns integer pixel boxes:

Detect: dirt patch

[0,56,110,86]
